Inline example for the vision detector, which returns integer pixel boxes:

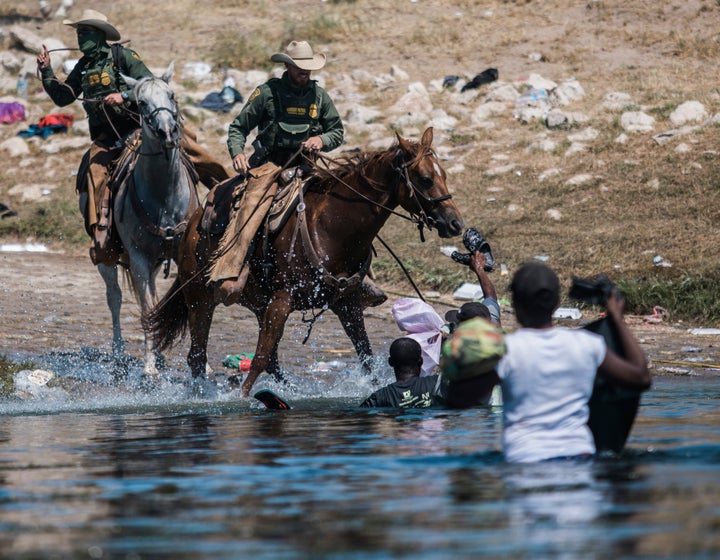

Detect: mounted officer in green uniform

[212,40,386,308]
[37,9,229,265]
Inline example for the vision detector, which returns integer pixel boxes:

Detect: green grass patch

[0,198,86,246]
[618,275,720,325]
[209,32,275,71]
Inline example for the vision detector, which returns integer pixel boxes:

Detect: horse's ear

[122,73,138,89]
[420,127,434,148]
[161,61,174,84]
[396,131,412,154]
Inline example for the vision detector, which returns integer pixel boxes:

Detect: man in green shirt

[37,9,229,265]
[213,40,386,308]
[226,40,344,172]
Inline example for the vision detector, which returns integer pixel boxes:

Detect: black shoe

[459,228,496,271]
[451,250,494,271]
[451,250,471,266]
[463,227,489,254]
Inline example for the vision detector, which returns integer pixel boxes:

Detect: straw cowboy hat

[63,9,121,42]
[270,41,326,71]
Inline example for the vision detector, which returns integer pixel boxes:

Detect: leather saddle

[200,166,308,238]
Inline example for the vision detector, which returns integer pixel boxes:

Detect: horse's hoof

[227,374,241,388]
[112,340,126,357]
[154,353,167,371]
[359,278,388,309]
[139,374,161,392]
[111,357,130,381]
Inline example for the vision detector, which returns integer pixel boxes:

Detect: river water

[1,349,718,559]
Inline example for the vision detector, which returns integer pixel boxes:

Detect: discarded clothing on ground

[0,203,18,219]
[195,86,244,113]
[0,102,26,124]
[461,68,499,92]
[17,113,75,139]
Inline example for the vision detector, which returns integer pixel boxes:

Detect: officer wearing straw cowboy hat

[37,9,229,266]
[226,40,343,174]
[213,40,388,309]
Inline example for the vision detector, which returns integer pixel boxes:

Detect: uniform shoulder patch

[129,50,142,61]
[248,87,261,103]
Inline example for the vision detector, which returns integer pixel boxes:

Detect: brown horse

[144,127,464,396]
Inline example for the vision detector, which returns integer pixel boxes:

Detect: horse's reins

[301,149,454,300]
[309,149,452,241]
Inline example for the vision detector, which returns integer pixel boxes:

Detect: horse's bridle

[130,77,182,155]
[309,149,453,242]
[140,104,181,151]
[391,150,452,241]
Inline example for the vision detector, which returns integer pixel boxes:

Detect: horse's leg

[241,292,293,397]
[186,285,217,380]
[127,253,161,376]
[252,307,283,382]
[97,263,124,356]
[332,297,374,372]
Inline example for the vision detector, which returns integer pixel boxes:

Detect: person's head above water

[388,337,423,381]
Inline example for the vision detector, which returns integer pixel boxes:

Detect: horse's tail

[142,277,188,352]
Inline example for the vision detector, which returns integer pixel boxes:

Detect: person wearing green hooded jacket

[37,9,229,265]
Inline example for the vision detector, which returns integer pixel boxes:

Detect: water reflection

[0,377,718,557]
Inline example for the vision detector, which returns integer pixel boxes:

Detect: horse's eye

[420,175,434,188]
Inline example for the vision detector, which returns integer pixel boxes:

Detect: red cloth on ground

[38,113,75,128]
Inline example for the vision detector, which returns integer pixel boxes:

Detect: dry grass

[3,0,720,320]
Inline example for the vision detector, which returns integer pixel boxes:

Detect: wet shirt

[227,71,344,160]
[359,375,447,409]
[40,44,153,140]
[497,327,606,463]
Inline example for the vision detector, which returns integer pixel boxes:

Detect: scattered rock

[485,163,517,176]
[0,136,30,157]
[546,208,562,220]
[522,73,557,91]
[471,101,507,123]
[568,127,599,142]
[8,182,59,202]
[565,142,588,156]
[40,136,88,153]
[669,101,707,127]
[602,92,634,111]
[526,138,557,153]
[538,168,561,181]
[565,174,595,186]
[620,111,655,133]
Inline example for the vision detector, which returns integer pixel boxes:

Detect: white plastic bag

[391,297,445,376]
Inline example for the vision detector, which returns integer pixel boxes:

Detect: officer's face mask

[77,27,105,57]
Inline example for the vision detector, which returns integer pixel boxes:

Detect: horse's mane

[309,137,423,192]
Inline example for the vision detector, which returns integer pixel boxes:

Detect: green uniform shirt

[227,71,344,161]
[40,44,153,141]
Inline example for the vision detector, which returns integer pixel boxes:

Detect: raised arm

[469,252,497,301]
[597,289,652,390]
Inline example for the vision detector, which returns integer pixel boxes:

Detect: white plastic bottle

[17,73,28,99]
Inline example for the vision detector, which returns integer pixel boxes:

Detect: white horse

[97,62,201,377]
